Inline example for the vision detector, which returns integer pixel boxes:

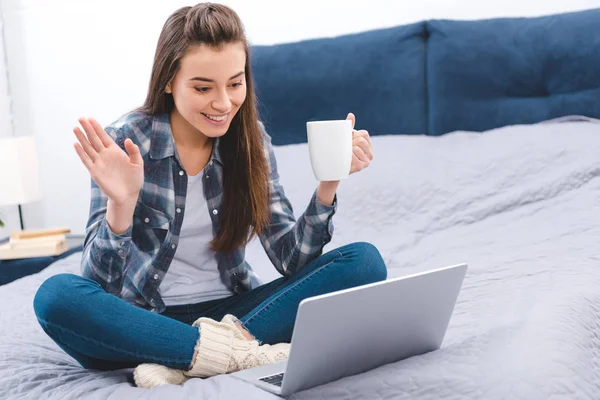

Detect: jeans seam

[242,251,343,327]
[37,318,191,365]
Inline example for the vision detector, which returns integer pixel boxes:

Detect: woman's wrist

[106,197,138,235]
[316,181,340,206]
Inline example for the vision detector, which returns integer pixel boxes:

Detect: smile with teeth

[202,113,228,122]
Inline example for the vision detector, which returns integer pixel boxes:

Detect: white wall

[0,0,599,235]
[0,7,20,237]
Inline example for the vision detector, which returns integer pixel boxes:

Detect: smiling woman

[31,1,385,391]
[136,9,269,252]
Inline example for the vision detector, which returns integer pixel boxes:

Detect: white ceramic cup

[306,120,353,181]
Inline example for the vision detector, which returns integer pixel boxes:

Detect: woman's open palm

[73,118,144,205]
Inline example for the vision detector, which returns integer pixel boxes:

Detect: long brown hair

[138,3,270,253]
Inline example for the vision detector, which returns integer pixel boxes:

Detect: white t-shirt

[159,170,233,306]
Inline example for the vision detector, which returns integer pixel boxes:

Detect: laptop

[231,262,467,396]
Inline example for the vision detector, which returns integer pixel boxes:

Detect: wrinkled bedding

[1,118,599,399]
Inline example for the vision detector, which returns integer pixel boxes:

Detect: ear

[165,82,172,94]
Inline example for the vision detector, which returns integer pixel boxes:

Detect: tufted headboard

[427,10,600,136]
[251,8,600,145]
[251,22,428,145]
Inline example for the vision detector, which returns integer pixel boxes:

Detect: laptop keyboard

[259,372,285,387]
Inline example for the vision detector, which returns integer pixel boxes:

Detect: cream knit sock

[195,314,248,340]
[133,314,289,388]
[133,314,242,389]
[133,364,189,388]
[185,316,290,378]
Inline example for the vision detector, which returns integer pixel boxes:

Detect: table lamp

[0,136,42,230]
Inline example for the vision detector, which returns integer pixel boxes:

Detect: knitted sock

[133,314,241,389]
[133,363,190,388]
[133,315,289,387]
[184,316,290,378]
[194,314,249,340]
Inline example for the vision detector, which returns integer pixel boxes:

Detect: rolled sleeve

[257,125,337,276]
[302,189,337,242]
[81,182,134,294]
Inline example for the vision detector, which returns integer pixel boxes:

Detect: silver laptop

[231,263,467,396]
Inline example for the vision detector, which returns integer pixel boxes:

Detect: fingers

[353,134,373,161]
[73,143,93,170]
[347,122,374,174]
[88,118,114,148]
[353,145,371,164]
[352,129,371,146]
[124,138,143,165]
[78,118,105,152]
[73,126,98,162]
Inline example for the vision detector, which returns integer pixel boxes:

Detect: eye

[231,81,243,88]
[195,87,210,93]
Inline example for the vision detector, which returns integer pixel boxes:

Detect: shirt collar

[149,113,224,166]
[149,113,175,160]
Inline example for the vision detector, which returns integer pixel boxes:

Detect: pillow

[427,8,600,135]
[251,22,428,145]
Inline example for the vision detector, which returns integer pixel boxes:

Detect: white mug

[306,120,353,181]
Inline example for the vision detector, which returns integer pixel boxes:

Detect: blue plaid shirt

[81,112,337,313]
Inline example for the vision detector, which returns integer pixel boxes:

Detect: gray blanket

[2,119,599,399]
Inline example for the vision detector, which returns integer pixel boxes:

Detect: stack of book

[0,228,71,260]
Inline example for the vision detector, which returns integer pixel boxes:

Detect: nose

[211,89,232,113]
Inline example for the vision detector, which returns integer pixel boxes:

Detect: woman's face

[167,42,247,138]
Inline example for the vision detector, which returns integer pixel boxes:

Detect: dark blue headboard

[251,23,428,146]
[427,9,600,135]
[251,8,600,145]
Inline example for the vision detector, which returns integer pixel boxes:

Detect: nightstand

[0,235,85,286]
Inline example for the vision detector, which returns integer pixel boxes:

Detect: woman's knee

[339,242,387,284]
[34,273,99,325]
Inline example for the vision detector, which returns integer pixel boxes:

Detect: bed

[2,8,600,400]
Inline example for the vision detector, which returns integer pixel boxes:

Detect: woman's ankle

[235,321,255,340]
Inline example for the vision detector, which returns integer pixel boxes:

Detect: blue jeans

[33,242,386,371]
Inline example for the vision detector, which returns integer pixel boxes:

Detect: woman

[33,2,386,389]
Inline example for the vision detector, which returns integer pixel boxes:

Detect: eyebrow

[189,71,245,82]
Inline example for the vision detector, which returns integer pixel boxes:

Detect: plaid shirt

[81,112,336,313]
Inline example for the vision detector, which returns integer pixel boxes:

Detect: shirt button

[212,209,218,215]
[149,299,154,304]
[208,161,213,166]
[179,170,185,176]
[153,274,159,280]
[121,241,126,246]
[176,208,181,214]
[144,217,150,223]
[205,175,209,179]
[172,244,176,249]
[117,249,124,256]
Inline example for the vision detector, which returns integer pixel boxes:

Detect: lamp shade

[0,136,42,206]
